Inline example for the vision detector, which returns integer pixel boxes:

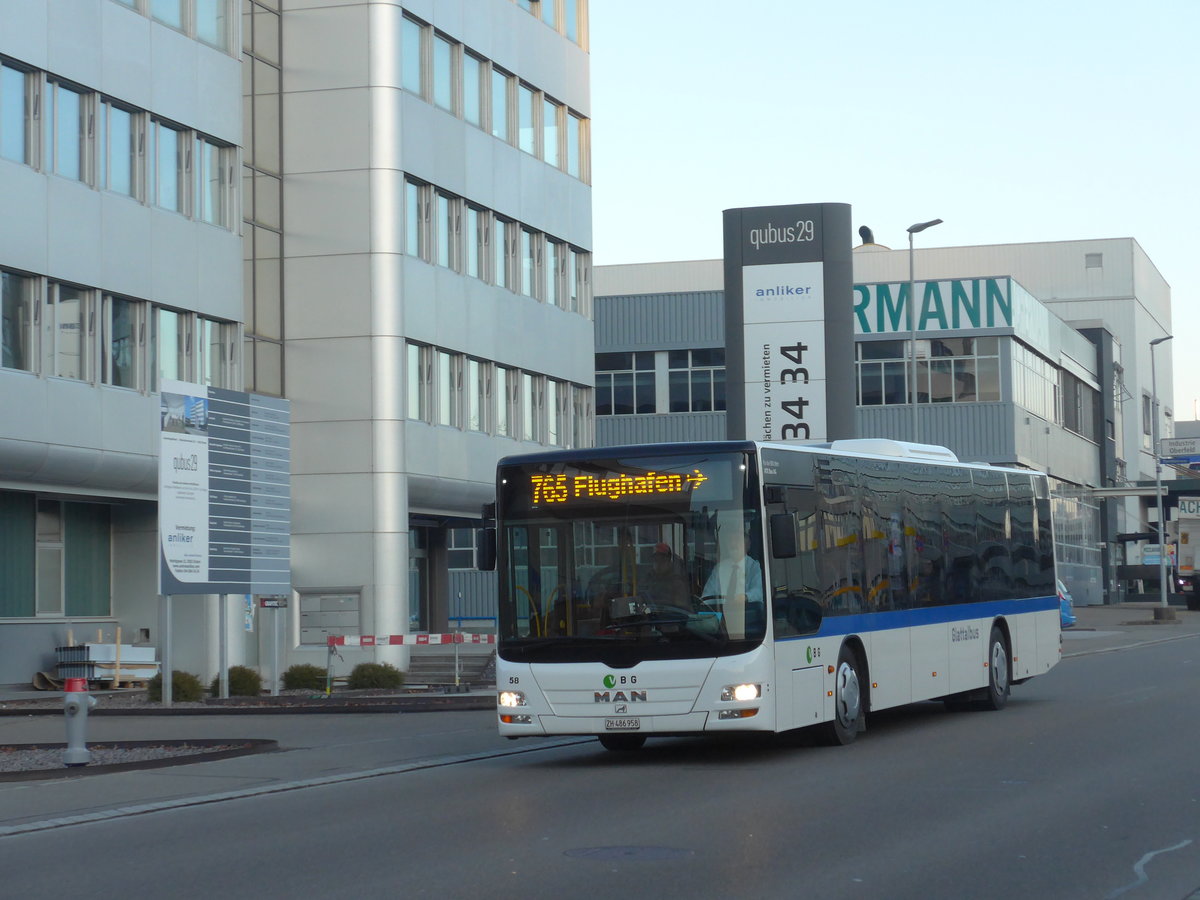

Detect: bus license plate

[605,718,641,731]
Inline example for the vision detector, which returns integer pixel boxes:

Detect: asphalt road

[3,625,1200,899]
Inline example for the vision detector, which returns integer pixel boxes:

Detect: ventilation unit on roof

[829,439,959,463]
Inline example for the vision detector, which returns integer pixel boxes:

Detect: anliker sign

[723,203,855,442]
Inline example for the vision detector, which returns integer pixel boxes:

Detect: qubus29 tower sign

[722,203,856,442]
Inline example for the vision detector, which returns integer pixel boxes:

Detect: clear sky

[589,0,1200,418]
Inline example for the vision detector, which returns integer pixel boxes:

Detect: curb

[0,695,496,716]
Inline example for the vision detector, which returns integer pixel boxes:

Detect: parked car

[1057,579,1077,629]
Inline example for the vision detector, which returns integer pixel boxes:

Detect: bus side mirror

[476,527,497,571]
[769,514,796,559]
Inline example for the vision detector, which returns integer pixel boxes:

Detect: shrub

[282,663,327,691]
[347,662,405,690]
[147,670,205,703]
[209,665,263,697]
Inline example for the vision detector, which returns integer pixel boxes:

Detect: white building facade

[0,0,593,686]
[0,0,243,683]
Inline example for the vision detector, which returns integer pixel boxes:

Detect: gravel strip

[0,743,240,773]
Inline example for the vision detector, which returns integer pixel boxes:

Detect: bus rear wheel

[820,645,865,746]
[598,734,646,751]
[979,625,1010,710]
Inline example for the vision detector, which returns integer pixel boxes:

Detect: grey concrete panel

[0,166,50,274]
[280,2,370,94]
[284,170,374,258]
[282,89,373,175]
[285,336,374,423]
[284,254,373,340]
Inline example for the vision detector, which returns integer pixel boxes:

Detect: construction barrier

[324,633,497,694]
[326,633,497,647]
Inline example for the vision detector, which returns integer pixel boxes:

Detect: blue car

[1057,579,1077,629]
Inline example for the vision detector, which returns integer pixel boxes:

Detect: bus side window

[770,489,821,637]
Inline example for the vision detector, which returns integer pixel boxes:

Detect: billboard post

[723,203,855,442]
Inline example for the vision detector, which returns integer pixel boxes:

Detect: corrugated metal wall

[448,570,498,630]
[595,292,724,351]
[596,412,727,446]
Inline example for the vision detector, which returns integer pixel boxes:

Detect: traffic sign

[1159,436,1200,462]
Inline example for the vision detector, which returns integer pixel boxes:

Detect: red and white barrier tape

[327,633,497,647]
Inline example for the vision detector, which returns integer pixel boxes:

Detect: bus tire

[820,644,865,746]
[598,734,647,752]
[980,625,1010,711]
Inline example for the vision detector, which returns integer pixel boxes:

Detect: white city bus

[487,439,1061,750]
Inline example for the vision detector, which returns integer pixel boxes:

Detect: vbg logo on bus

[596,675,647,703]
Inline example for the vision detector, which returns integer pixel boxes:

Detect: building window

[463,52,483,127]
[523,372,538,441]
[517,83,535,154]
[432,33,455,113]
[149,119,186,212]
[596,351,655,415]
[32,498,111,618]
[566,111,582,179]
[447,528,476,569]
[465,206,482,279]
[1012,341,1055,420]
[435,192,460,269]
[195,135,232,227]
[858,337,1000,407]
[1142,393,1152,449]
[196,316,233,388]
[465,357,487,432]
[1,62,31,165]
[668,348,725,412]
[44,80,87,182]
[402,16,424,95]
[436,350,458,426]
[490,67,510,141]
[542,96,560,167]
[1060,370,1100,442]
[102,294,140,389]
[47,282,91,381]
[494,217,513,289]
[407,342,429,421]
[152,307,186,389]
[495,366,512,437]
[405,179,428,259]
[97,100,139,197]
[545,240,563,308]
[520,228,536,297]
[572,385,590,448]
[194,0,232,50]
[2,270,35,372]
[151,0,185,30]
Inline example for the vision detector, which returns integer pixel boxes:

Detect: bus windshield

[496,448,766,664]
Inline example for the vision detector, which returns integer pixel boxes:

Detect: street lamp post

[1150,334,1174,620]
[907,219,943,444]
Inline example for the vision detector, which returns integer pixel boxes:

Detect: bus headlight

[721,683,761,702]
[498,690,527,708]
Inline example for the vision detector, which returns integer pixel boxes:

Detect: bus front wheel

[980,625,1010,711]
[820,644,865,746]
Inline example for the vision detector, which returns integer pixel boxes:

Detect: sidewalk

[1062,601,1200,656]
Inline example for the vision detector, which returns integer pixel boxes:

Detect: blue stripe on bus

[777,595,1058,641]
